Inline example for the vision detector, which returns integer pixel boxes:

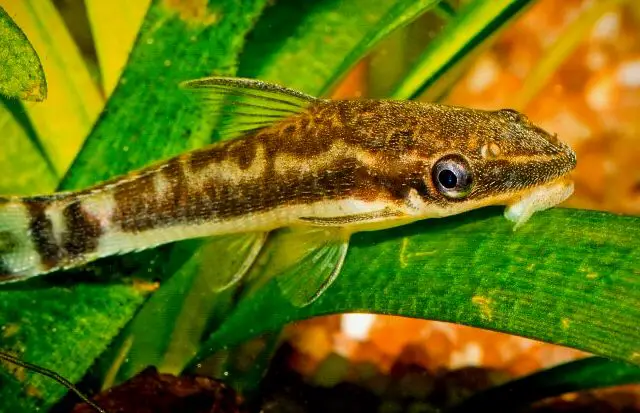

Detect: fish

[0,77,577,306]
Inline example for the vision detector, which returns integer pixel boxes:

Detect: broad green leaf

[85,0,151,97]
[118,0,448,381]
[0,0,104,176]
[199,208,640,367]
[0,281,148,411]
[0,0,269,410]
[391,0,534,100]
[0,5,46,101]
[449,357,640,412]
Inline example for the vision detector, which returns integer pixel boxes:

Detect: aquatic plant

[0,0,638,411]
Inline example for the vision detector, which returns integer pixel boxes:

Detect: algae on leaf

[0,6,46,101]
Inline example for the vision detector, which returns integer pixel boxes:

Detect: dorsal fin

[181,77,321,140]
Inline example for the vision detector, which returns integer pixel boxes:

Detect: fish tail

[0,192,106,284]
[0,196,46,283]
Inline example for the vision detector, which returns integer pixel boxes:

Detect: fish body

[0,77,576,287]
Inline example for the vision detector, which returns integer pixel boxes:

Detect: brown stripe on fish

[112,169,166,232]
[93,99,460,235]
[188,142,229,173]
[110,155,198,232]
[106,154,369,233]
[25,200,61,269]
[60,202,102,259]
[161,156,191,219]
[227,138,259,170]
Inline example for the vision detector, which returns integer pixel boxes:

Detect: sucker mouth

[561,143,578,172]
[470,148,577,200]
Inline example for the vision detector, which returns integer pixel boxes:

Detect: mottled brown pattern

[112,172,160,232]
[0,78,578,283]
[82,98,575,233]
[163,157,190,212]
[61,202,102,259]
[25,200,60,269]
[188,143,227,173]
[228,138,256,170]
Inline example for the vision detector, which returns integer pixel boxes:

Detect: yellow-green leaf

[0,5,46,101]
[0,0,104,175]
[0,99,56,194]
[85,0,151,97]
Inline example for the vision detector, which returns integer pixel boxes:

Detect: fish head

[409,105,577,226]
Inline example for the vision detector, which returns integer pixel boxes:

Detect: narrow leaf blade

[239,0,442,96]
[391,0,534,100]
[0,100,57,194]
[449,357,640,412]
[85,0,151,96]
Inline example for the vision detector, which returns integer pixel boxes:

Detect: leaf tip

[0,6,48,102]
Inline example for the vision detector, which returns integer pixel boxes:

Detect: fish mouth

[470,142,577,201]
[499,143,577,209]
[523,138,577,187]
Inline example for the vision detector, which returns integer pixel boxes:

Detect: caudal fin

[0,197,52,283]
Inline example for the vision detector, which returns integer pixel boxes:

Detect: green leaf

[239,0,442,95]
[0,0,269,410]
[449,357,640,412]
[0,0,104,175]
[0,5,46,101]
[391,0,535,100]
[200,208,640,367]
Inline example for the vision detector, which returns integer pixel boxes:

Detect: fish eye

[431,155,473,199]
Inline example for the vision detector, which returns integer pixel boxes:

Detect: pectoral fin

[299,208,404,226]
[250,228,349,307]
[204,232,268,292]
